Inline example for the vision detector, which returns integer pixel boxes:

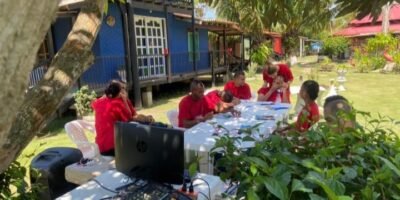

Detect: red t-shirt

[204,90,221,112]
[263,64,293,102]
[257,87,282,102]
[224,81,251,100]
[295,101,319,132]
[178,95,213,127]
[92,97,136,153]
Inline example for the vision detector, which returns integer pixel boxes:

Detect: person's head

[105,81,122,98]
[220,90,233,103]
[323,95,355,131]
[300,80,319,102]
[190,79,205,100]
[265,61,279,79]
[233,71,246,86]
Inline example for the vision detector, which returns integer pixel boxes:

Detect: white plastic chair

[167,109,186,130]
[64,120,113,163]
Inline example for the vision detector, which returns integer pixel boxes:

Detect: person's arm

[257,89,275,101]
[183,112,213,129]
[281,87,289,103]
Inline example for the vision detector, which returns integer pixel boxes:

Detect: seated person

[257,76,289,103]
[278,80,320,134]
[224,71,252,100]
[263,61,293,102]
[92,80,154,156]
[205,89,239,114]
[178,80,214,128]
[323,95,355,133]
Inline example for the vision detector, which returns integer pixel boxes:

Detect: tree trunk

[382,2,390,35]
[0,0,105,173]
[0,0,59,169]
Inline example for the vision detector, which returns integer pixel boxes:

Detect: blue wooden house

[34,0,250,107]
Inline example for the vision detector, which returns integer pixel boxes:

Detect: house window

[134,15,167,79]
[188,31,200,62]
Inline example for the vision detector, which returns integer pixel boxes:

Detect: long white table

[58,170,226,200]
[184,101,291,174]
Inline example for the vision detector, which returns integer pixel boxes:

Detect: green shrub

[73,86,97,117]
[354,34,399,72]
[322,36,349,58]
[212,111,400,199]
[0,161,42,199]
[251,42,272,66]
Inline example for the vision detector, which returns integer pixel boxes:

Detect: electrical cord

[192,177,211,200]
[91,178,118,194]
[198,191,211,200]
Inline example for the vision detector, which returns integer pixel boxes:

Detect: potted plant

[73,85,97,121]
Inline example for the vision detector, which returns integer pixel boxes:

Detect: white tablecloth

[184,101,291,152]
[58,170,225,200]
[184,102,291,174]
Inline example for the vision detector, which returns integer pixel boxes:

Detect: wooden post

[164,1,172,82]
[210,51,215,87]
[120,4,133,86]
[382,2,390,35]
[191,0,196,72]
[240,34,244,70]
[223,29,227,66]
[127,3,142,108]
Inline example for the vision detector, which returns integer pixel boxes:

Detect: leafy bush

[0,161,42,199]
[322,36,349,59]
[353,34,399,72]
[319,57,335,72]
[73,85,97,117]
[251,42,272,66]
[212,111,400,199]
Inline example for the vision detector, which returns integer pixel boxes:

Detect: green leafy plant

[73,85,97,117]
[212,110,400,199]
[319,57,335,72]
[0,161,42,199]
[322,36,349,59]
[251,42,272,66]
[353,34,400,72]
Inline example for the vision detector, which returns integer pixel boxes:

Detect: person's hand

[204,112,214,121]
[282,82,289,89]
[146,115,155,123]
[232,98,240,105]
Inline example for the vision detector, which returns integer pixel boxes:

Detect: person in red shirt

[257,76,289,103]
[205,90,237,113]
[278,80,320,134]
[224,71,252,100]
[263,61,294,102]
[178,80,214,128]
[92,80,154,156]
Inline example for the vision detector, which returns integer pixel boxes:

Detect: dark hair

[190,79,204,91]
[324,95,348,107]
[233,71,245,78]
[302,80,319,100]
[105,81,121,98]
[220,90,233,103]
[266,62,278,75]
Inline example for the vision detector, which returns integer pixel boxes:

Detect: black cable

[91,178,118,194]
[198,191,211,200]
[192,177,211,200]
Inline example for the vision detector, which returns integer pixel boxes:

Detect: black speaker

[30,147,82,200]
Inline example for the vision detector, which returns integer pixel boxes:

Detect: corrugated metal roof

[335,23,400,37]
[349,4,400,25]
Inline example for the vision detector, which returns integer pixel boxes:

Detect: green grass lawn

[18,57,400,166]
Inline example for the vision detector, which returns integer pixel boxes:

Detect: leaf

[309,193,326,200]
[244,157,269,169]
[380,157,400,177]
[250,165,258,176]
[306,171,338,200]
[291,179,312,193]
[188,162,197,178]
[338,196,353,200]
[326,167,342,178]
[342,167,357,181]
[302,160,323,173]
[326,179,345,195]
[271,165,292,186]
[264,178,289,200]
[247,188,260,200]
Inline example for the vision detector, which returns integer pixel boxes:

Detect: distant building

[335,4,400,49]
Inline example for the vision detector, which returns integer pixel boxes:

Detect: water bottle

[275,89,282,103]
